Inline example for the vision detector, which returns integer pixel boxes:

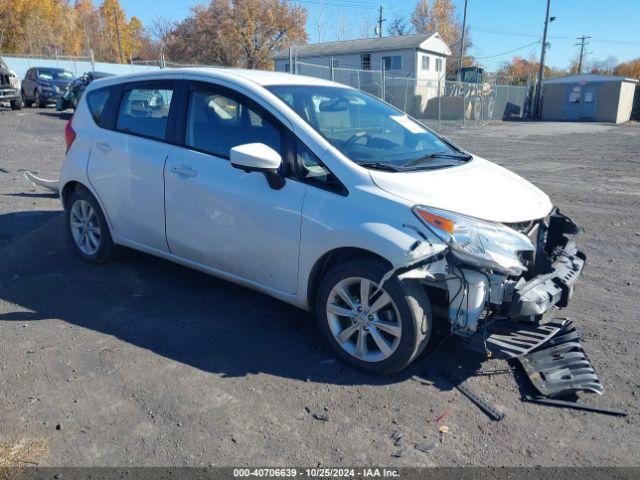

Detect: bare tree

[388,16,412,36]
[358,15,374,39]
[335,10,350,41]
[311,7,331,42]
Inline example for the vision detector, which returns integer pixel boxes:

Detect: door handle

[172,164,197,177]
[95,141,111,153]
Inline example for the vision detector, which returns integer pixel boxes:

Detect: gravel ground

[1,107,639,467]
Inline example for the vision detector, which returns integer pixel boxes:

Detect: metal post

[357,69,361,90]
[90,49,95,71]
[462,81,466,128]
[438,79,442,130]
[458,0,468,80]
[533,0,551,118]
[330,57,335,81]
[288,46,293,73]
[380,59,386,101]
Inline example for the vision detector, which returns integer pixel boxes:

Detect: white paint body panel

[59,67,556,310]
[369,156,553,223]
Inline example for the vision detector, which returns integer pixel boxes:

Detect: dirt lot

[1,107,639,467]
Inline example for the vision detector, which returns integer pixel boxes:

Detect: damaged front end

[400,207,586,337]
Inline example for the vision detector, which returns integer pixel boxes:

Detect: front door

[164,82,305,294]
[87,80,176,252]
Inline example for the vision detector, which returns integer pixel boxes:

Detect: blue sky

[119,0,640,70]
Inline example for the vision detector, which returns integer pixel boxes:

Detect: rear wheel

[316,258,432,375]
[66,188,117,264]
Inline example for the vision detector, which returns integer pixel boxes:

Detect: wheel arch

[306,247,392,311]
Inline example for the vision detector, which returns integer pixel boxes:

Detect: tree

[165,0,307,69]
[388,16,412,36]
[411,0,430,34]
[589,55,618,74]
[335,10,350,41]
[614,58,640,80]
[498,54,565,85]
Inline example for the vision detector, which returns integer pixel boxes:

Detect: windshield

[267,85,463,168]
[37,69,74,81]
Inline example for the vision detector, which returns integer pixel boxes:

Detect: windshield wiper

[358,162,404,172]
[402,152,472,169]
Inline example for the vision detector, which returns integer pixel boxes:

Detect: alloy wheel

[326,277,402,363]
[70,199,101,256]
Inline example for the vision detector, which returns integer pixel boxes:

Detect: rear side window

[185,88,282,158]
[86,89,111,126]
[116,87,173,140]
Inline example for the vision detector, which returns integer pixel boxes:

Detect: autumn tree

[614,58,640,80]
[165,0,307,69]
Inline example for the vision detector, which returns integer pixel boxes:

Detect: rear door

[87,80,176,252]
[163,81,306,294]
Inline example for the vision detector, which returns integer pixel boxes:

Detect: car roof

[89,67,348,89]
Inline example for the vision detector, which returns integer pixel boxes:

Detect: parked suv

[22,67,74,107]
[0,56,22,110]
[58,69,585,374]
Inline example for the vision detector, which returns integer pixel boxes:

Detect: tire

[315,257,432,375]
[34,90,44,108]
[22,91,33,108]
[66,188,117,264]
[10,97,22,110]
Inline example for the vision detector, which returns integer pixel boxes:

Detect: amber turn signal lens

[415,209,455,234]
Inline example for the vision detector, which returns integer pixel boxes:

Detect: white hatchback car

[59,68,585,374]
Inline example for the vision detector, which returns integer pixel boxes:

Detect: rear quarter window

[86,89,111,126]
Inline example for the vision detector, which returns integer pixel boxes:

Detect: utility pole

[113,8,124,64]
[458,0,468,79]
[576,35,591,74]
[533,0,552,118]
[376,5,385,38]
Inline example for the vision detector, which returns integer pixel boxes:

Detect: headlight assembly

[413,206,534,275]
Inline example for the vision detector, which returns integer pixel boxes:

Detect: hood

[369,156,553,223]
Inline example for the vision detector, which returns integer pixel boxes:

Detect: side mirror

[230,143,285,190]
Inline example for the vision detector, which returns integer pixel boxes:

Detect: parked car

[58,69,585,374]
[57,71,114,111]
[0,56,22,110]
[22,67,74,107]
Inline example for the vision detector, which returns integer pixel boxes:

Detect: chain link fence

[296,61,532,128]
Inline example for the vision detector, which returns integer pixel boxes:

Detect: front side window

[267,85,462,170]
[185,88,281,158]
[116,87,173,140]
[435,58,443,72]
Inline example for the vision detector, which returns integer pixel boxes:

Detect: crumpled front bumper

[509,240,586,317]
[508,211,586,319]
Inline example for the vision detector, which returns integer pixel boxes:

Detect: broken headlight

[413,206,534,275]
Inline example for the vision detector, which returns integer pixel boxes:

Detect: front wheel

[10,97,22,110]
[315,258,432,375]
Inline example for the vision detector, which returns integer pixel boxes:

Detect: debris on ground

[438,425,449,434]
[312,413,329,422]
[390,431,403,447]
[441,368,505,421]
[414,442,436,454]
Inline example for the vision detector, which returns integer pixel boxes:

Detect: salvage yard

[1,107,639,467]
